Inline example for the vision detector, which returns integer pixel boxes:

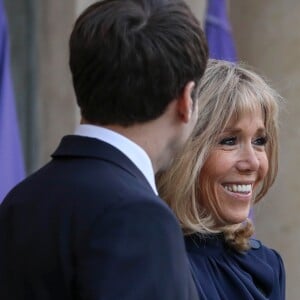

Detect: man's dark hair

[69,0,208,126]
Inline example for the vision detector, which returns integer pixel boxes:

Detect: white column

[76,0,98,15]
[230,1,300,298]
[36,0,78,167]
[185,0,206,26]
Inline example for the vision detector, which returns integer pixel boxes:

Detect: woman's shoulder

[247,238,286,297]
[247,238,285,282]
[186,235,286,299]
[248,238,284,265]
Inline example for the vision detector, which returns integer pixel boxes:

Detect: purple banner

[0,0,25,202]
[205,0,237,62]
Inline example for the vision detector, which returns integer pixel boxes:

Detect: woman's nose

[236,144,260,172]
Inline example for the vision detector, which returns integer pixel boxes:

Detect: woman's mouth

[223,183,252,194]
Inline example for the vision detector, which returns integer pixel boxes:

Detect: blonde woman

[157,59,286,299]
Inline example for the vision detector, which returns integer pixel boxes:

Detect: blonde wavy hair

[157,59,281,251]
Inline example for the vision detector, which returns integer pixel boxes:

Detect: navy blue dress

[185,234,285,300]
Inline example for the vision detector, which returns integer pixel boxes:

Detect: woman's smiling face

[199,107,269,226]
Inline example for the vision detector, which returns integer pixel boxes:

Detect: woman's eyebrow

[222,127,266,134]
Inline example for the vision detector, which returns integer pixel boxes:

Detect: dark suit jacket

[0,135,199,300]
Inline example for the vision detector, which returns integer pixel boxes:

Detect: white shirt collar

[74,124,158,195]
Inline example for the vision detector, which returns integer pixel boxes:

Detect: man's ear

[177,81,195,123]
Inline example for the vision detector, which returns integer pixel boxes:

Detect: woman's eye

[219,137,237,146]
[253,136,268,146]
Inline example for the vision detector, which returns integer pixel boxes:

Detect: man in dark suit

[0,0,208,299]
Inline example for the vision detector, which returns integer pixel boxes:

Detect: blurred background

[1,0,298,298]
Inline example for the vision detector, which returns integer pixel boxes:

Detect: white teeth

[224,184,252,193]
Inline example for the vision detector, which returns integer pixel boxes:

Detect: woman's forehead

[227,105,264,126]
